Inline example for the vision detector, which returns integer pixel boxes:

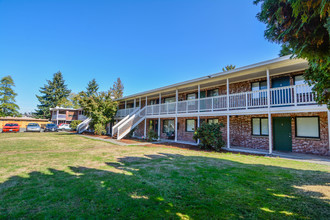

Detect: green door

[273,117,292,152]
[271,76,291,105]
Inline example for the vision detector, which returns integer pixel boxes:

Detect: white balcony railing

[117,84,316,117]
[116,107,140,118]
[51,114,66,120]
[78,115,88,121]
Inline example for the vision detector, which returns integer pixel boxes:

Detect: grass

[0,132,329,219]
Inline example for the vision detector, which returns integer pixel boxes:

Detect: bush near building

[193,122,225,151]
[70,120,82,131]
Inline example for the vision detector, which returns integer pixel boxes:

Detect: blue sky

[0,0,281,113]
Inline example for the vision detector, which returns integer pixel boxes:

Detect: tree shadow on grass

[0,153,329,219]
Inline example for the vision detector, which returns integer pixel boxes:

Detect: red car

[2,123,20,133]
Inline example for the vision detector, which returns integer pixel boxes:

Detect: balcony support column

[328,111,330,150]
[197,116,200,145]
[144,118,147,139]
[226,79,229,111]
[176,89,178,114]
[159,93,161,115]
[158,117,161,140]
[175,116,178,142]
[134,99,136,108]
[139,97,141,108]
[227,114,230,148]
[267,68,273,154]
[198,85,200,112]
[125,101,127,109]
[56,110,59,125]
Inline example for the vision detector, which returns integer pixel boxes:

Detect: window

[187,93,196,100]
[252,118,269,136]
[163,120,175,133]
[186,119,195,132]
[164,97,175,103]
[149,120,158,132]
[296,117,319,138]
[207,89,219,97]
[252,81,267,98]
[207,118,219,124]
[295,75,313,93]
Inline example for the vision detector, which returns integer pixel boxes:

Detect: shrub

[70,120,82,131]
[193,122,225,151]
[147,129,158,142]
[94,123,106,136]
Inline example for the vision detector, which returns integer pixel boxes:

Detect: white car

[58,123,72,131]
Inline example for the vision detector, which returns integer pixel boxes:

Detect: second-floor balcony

[116,84,319,118]
[51,114,66,120]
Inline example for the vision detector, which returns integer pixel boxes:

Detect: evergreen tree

[111,78,124,99]
[58,93,80,109]
[255,0,330,107]
[36,71,71,118]
[279,43,293,57]
[86,79,99,97]
[222,65,236,72]
[0,76,20,117]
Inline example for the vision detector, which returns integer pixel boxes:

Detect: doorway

[273,117,292,152]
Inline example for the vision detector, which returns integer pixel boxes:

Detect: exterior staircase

[112,106,146,140]
[77,117,92,134]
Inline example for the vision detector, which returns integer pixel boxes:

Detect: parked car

[26,123,41,132]
[44,124,58,132]
[2,123,20,133]
[58,123,72,131]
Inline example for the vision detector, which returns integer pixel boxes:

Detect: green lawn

[0,132,329,219]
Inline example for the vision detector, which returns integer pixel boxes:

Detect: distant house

[0,117,49,128]
[50,107,87,125]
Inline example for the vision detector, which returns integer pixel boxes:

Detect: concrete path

[225,147,330,166]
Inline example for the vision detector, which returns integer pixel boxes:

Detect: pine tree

[111,78,124,99]
[222,65,236,72]
[36,71,71,118]
[86,79,99,97]
[255,0,330,107]
[279,43,293,57]
[0,76,20,117]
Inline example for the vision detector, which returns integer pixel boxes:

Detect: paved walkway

[225,146,330,166]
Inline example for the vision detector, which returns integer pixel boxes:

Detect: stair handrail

[77,117,91,134]
[112,107,140,136]
[117,106,146,140]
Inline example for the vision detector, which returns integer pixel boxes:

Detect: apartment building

[50,107,87,125]
[112,56,329,155]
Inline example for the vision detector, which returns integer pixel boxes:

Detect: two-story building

[112,56,329,156]
[50,107,87,125]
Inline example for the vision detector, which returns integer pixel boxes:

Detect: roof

[49,106,82,111]
[117,55,308,101]
[0,117,49,122]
